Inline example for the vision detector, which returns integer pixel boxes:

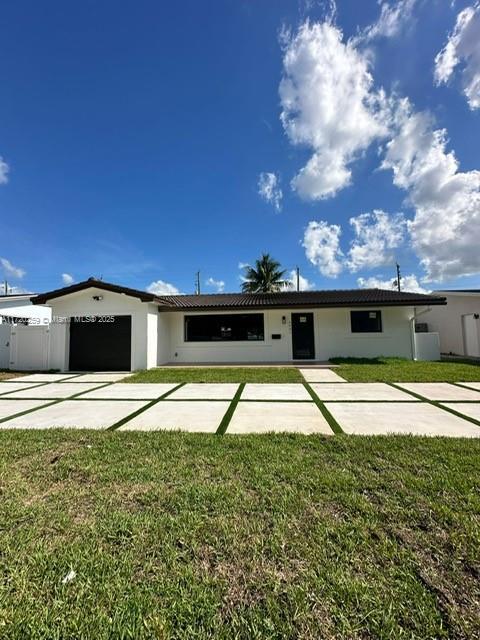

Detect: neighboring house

[0,294,52,369]
[423,290,480,358]
[30,278,446,371]
[0,294,51,325]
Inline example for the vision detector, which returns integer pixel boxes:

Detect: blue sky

[1,0,479,295]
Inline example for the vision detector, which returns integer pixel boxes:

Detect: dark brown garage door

[69,316,132,371]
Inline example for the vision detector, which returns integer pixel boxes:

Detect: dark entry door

[291,313,315,360]
[69,316,131,371]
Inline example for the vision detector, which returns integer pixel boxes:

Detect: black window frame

[184,313,265,342]
[350,310,383,333]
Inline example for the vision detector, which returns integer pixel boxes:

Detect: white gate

[9,325,50,370]
[0,325,11,369]
[462,314,480,357]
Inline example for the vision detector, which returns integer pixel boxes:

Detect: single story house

[423,290,480,358]
[31,278,446,371]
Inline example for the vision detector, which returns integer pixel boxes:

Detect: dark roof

[434,289,480,293]
[157,289,446,310]
[32,278,446,309]
[0,294,34,300]
[32,278,159,304]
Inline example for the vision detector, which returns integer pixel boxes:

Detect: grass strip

[107,383,186,431]
[0,382,117,425]
[0,381,115,403]
[0,382,50,397]
[0,399,62,424]
[303,382,344,434]
[216,383,245,435]
[388,383,480,428]
[452,382,480,392]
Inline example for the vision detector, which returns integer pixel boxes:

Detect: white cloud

[279,16,480,281]
[62,273,74,285]
[302,210,406,278]
[279,21,388,200]
[282,269,315,291]
[205,277,225,293]
[1,257,25,279]
[302,220,343,277]
[258,172,283,211]
[358,0,419,42]
[381,99,480,280]
[357,273,429,294]
[146,280,182,295]
[0,157,9,185]
[347,210,406,272]
[238,261,250,270]
[434,2,480,110]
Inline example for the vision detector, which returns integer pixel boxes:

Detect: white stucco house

[423,290,480,358]
[29,277,446,371]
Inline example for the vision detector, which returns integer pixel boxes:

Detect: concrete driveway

[0,371,479,436]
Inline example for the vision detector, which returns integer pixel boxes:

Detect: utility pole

[395,263,401,292]
[195,271,201,295]
[296,266,300,292]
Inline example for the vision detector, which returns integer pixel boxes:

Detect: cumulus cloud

[0,157,9,184]
[147,280,182,295]
[258,172,283,211]
[1,257,25,279]
[347,210,406,272]
[282,269,315,291]
[206,277,225,293]
[434,2,480,110]
[280,16,480,281]
[62,273,74,285]
[279,21,388,200]
[302,221,343,277]
[381,99,480,280]
[357,273,429,294]
[358,0,419,42]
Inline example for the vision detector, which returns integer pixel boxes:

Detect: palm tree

[241,253,287,293]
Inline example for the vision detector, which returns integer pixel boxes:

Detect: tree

[241,253,287,293]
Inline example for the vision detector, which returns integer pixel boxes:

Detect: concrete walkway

[0,371,479,436]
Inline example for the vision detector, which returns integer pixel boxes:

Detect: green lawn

[1,431,479,639]
[126,366,303,383]
[330,357,480,382]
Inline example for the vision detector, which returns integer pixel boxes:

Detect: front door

[291,313,315,359]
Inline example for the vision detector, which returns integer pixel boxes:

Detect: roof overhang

[31,278,447,311]
[32,278,160,305]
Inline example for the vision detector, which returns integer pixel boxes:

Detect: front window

[350,310,382,333]
[185,313,264,342]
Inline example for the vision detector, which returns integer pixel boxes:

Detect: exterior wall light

[92,295,103,301]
